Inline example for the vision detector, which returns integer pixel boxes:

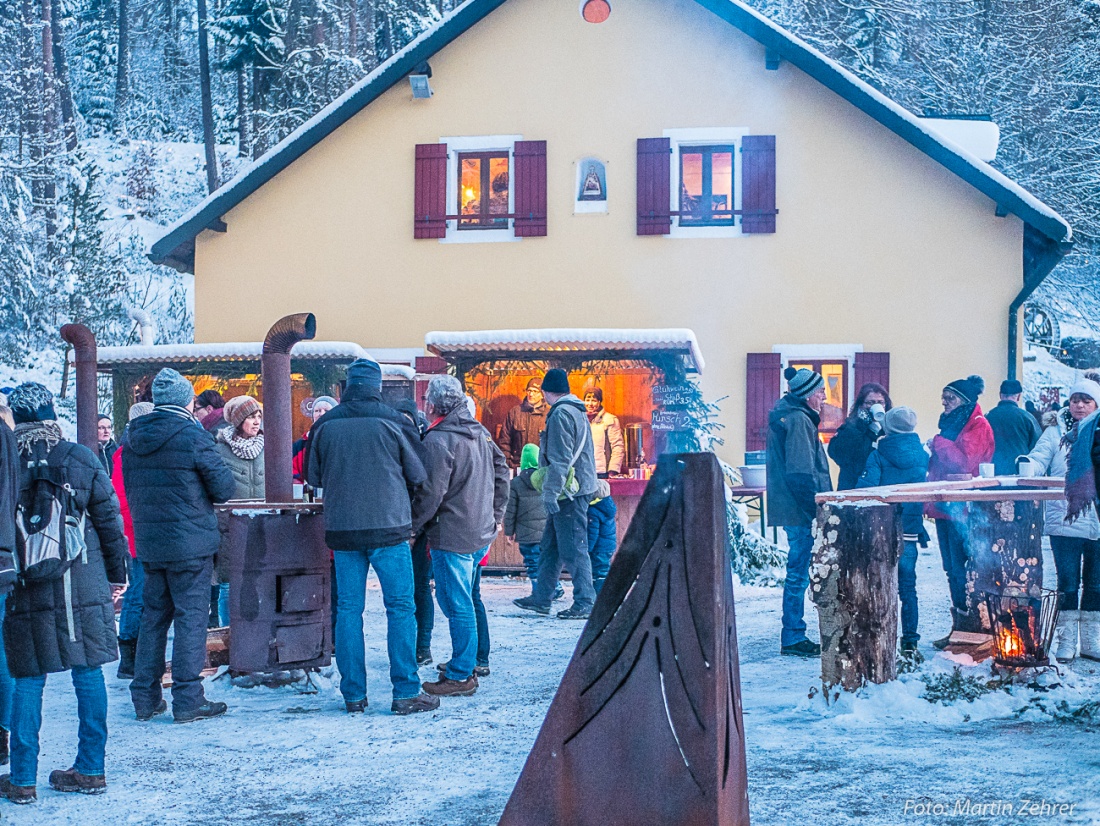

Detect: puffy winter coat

[540,396,599,505]
[765,394,833,527]
[5,438,129,678]
[987,400,1042,476]
[857,432,930,542]
[215,438,265,500]
[0,426,18,593]
[925,404,994,520]
[499,399,548,468]
[589,409,625,475]
[587,494,617,557]
[503,468,547,545]
[122,408,237,564]
[828,414,881,490]
[1028,420,1100,539]
[413,405,509,554]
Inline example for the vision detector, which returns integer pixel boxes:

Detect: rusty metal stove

[983,589,1059,670]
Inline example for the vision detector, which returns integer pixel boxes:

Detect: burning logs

[811,502,900,692]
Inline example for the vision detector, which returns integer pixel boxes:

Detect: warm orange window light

[458,152,509,229]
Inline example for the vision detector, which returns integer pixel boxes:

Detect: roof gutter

[1008,224,1073,380]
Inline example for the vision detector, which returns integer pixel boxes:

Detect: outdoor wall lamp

[409,62,433,99]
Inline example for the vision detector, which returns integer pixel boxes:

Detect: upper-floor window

[679,145,735,227]
[459,152,510,230]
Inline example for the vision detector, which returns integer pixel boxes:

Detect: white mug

[1017,457,1038,478]
[292,483,304,500]
[978,463,996,478]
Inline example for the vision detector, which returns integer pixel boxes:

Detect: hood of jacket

[429,405,485,440]
[518,466,538,490]
[876,432,929,471]
[123,409,198,456]
[768,393,820,430]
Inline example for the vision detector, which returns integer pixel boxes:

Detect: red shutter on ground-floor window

[854,352,890,393]
[513,140,547,237]
[636,137,671,236]
[740,135,776,234]
[746,352,782,453]
[414,143,448,239]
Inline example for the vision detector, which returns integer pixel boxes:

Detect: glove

[543,495,561,516]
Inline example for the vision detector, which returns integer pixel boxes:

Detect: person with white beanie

[1028,375,1100,662]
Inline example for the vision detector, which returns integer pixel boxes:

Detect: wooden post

[811,502,900,692]
[965,499,1044,629]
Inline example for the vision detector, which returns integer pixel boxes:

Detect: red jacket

[111,447,136,558]
[925,404,995,520]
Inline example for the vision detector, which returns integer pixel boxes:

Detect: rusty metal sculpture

[499,453,750,826]
[60,323,99,451]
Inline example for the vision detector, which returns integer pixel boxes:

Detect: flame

[996,626,1025,660]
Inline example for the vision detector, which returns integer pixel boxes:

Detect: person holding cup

[828,383,892,490]
[1027,376,1100,662]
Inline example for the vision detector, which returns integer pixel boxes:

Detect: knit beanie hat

[541,369,570,395]
[520,443,540,470]
[999,379,1023,396]
[784,366,824,399]
[224,396,262,429]
[346,359,382,391]
[884,406,918,435]
[311,395,338,414]
[152,368,195,407]
[944,375,985,404]
[128,401,155,421]
[1069,378,1100,406]
[7,382,56,424]
[525,377,541,391]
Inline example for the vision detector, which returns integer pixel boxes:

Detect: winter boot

[1080,611,1100,662]
[932,607,969,650]
[556,604,592,620]
[438,661,490,678]
[49,768,106,795]
[391,692,440,715]
[421,675,478,697]
[116,639,137,680]
[174,700,228,724]
[0,774,35,804]
[135,699,168,722]
[1051,610,1079,663]
[513,596,550,615]
[415,648,433,666]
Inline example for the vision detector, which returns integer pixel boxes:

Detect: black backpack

[14,450,87,584]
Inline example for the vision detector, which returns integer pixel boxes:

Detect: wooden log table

[812,478,1064,693]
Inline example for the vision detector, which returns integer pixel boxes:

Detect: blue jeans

[899,541,920,644]
[782,525,815,648]
[11,666,108,787]
[117,557,145,640]
[431,549,479,680]
[334,543,420,703]
[472,565,490,667]
[0,594,12,730]
[217,582,230,627]
[518,542,541,583]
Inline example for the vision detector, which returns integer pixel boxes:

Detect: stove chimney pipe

[128,307,157,346]
[60,323,99,452]
[261,313,316,503]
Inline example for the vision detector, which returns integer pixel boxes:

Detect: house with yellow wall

[149,0,1072,467]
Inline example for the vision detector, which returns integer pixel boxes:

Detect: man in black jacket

[986,379,1042,475]
[122,368,236,724]
[307,359,438,715]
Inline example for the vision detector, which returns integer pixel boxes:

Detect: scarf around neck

[1065,409,1100,522]
[218,428,264,460]
[14,420,64,454]
[937,403,974,442]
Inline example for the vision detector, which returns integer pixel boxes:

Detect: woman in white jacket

[1027,376,1100,662]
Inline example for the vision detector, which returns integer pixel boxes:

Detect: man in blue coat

[123,369,236,724]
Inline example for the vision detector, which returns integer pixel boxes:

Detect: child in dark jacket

[857,406,930,652]
[504,444,557,597]
[587,480,617,594]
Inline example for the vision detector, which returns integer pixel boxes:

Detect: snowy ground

[17,538,1100,826]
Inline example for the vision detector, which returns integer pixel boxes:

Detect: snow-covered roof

[149,0,1071,275]
[425,328,705,373]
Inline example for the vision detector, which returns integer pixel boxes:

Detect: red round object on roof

[582,0,611,24]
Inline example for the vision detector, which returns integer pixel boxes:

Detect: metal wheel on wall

[1023,302,1061,350]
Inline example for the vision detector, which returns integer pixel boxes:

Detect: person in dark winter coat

[413,380,509,697]
[514,369,599,620]
[498,378,549,468]
[504,443,549,593]
[765,367,833,658]
[394,399,435,665]
[827,383,891,490]
[0,416,19,768]
[307,358,438,716]
[858,406,930,652]
[123,368,236,725]
[986,379,1042,476]
[0,382,128,803]
[925,375,994,647]
[586,479,617,594]
[95,415,117,474]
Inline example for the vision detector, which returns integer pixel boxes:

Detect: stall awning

[425,329,705,373]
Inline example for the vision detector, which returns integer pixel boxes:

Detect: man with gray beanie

[766,366,832,657]
[513,368,599,620]
[307,358,438,715]
[122,368,236,723]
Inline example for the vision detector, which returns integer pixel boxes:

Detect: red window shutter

[854,352,890,394]
[746,352,782,452]
[636,137,671,236]
[740,135,776,234]
[513,140,547,237]
[414,143,448,239]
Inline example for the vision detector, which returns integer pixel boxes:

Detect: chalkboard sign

[652,384,694,407]
[651,410,693,431]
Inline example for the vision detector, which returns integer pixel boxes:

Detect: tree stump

[811,503,900,692]
[965,499,1044,630]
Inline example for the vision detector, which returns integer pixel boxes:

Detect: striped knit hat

[784,366,824,399]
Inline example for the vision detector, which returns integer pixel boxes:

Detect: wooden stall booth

[424,329,706,572]
[89,341,415,439]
